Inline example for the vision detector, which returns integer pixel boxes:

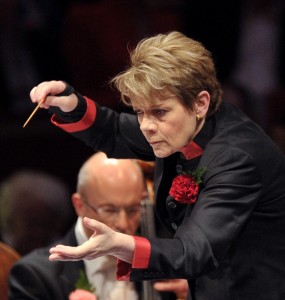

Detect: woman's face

[133,94,204,158]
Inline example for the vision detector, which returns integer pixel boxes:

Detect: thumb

[83,217,107,235]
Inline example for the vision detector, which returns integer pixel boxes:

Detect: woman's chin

[153,148,173,158]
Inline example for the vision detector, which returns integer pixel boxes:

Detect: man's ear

[194,91,210,118]
[72,193,85,217]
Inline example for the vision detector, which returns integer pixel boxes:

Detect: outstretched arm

[49,217,135,263]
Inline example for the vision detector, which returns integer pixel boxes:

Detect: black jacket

[54,100,285,300]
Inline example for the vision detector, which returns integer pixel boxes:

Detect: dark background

[0,0,285,191]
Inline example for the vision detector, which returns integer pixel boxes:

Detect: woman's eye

[153,109,166,116]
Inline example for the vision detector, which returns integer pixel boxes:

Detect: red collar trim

[180,141,203,160]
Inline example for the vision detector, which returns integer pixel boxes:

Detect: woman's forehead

[131,90,178,108]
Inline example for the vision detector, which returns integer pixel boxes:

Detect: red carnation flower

[169,167,206,204]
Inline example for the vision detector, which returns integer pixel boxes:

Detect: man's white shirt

[75,218,138,300]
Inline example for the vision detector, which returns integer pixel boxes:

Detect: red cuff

[132,236,151,268]
[116,236,151,281]
[51,97,96,132]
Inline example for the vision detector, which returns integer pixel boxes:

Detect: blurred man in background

[8,152,187,299]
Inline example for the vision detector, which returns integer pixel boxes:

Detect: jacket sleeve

[51,97,154,161]
[117,236,151,280]
[129,145,263,280]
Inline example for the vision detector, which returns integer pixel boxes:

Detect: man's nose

[113,210,130,234]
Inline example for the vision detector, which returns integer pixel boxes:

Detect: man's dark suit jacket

[8,228,84,300]
[58,100,285,300]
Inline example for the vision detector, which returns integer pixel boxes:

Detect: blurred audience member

[0,169,74,255]
[231,0,285,127]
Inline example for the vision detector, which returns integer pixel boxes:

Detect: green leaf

[182,166,206,185]
[75,270,95,293]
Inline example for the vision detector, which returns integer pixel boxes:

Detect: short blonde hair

[112,31,222,116]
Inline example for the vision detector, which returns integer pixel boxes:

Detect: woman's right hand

[30,80,78,112]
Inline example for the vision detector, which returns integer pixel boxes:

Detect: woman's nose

[140,116,157,133]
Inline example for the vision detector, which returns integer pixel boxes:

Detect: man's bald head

[77,152,144,198]
[73,152,145,236]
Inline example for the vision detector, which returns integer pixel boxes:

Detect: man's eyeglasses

[83,201,142,221]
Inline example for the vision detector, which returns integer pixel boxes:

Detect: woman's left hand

[49,217,135,263]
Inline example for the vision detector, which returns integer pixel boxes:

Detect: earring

[196,114,203,121]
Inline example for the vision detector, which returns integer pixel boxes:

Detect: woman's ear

[194,91,210,118]
[72,193,85,217]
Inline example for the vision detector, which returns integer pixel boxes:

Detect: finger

[49,253,86,261]
[153,281,178,291]
[49,244,77,256]
[49,244,87,260]
[49,253,70,261]
[30,81,66,104]
[154,280,189,299]
[30,81,51,104]
[30,87,38,103]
